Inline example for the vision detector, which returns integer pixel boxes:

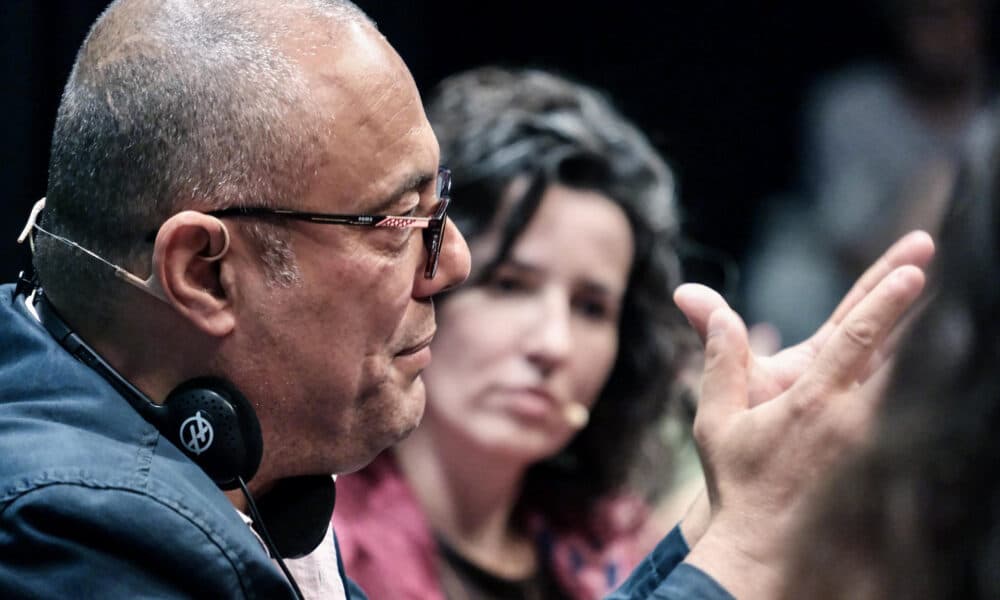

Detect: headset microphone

[561,401,590,429]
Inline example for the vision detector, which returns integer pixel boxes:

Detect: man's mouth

[397,332,435,356]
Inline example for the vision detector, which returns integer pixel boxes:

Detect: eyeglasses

[208,167,452,279]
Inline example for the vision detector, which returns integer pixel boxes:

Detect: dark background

[1,1,984,307]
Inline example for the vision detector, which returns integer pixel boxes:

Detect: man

[2,0,468,597]
[0,0,933,598]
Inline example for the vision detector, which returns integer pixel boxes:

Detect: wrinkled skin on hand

[673,231,934,599]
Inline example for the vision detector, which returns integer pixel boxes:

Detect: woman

[333,67,694,600]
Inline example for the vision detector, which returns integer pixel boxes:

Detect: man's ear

[152,211,235,337]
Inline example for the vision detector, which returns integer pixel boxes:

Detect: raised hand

[673,231,933,599]
[674,230,935,408]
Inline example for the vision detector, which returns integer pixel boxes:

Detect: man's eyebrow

[366,171,436,214]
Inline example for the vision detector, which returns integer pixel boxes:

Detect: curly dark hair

[782,134,1000,598]
[426,67,696,532]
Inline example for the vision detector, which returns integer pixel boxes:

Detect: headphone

[30,288,263,491]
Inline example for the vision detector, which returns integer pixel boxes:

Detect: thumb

[673,283,729,344]
[697,307,751,429]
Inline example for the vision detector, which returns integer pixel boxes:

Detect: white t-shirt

[237,510,348,600]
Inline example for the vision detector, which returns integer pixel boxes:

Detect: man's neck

[225,488,250,513]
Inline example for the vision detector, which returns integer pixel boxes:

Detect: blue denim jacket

[608,526,734,600]
[0,284,326,598]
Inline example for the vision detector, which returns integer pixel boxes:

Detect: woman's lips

[500,386,562,421]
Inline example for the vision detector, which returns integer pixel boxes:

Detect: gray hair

[35,0,370,315]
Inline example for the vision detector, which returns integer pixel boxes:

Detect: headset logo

[180,411,214,456]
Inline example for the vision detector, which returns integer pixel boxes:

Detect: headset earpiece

[162,377,263,490]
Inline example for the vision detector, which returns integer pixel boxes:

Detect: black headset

[31,288,263,491]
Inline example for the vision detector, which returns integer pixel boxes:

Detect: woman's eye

[574,297,614,321]
[489,275,528,293]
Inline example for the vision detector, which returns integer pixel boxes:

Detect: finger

[696,307,751,429]
[829,231,934,325]
[805,231,934,350]
[861,289,933,379]
[835,360,896,447]
[748,322,781,356]
[802,265,926,393]
[859,357,894,411]
[673,284,730,344]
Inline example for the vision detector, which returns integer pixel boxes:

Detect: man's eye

[386,206,417,219]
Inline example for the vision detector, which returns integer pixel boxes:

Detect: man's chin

[337,417,422,475]
[393,383,427,441]
[342,383,425,473]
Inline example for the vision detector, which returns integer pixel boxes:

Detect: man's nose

[413,217,470,298]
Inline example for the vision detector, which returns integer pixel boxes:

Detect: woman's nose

[523,290,572,374]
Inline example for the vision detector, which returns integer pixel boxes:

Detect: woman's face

[422,183,635,462]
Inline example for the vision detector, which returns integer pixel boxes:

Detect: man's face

[227,22,470,477]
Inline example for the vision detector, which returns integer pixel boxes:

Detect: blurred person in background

[745,0,995,345]
[781,135,1000,599]
[807,0,993,272]
[333,67,698,600]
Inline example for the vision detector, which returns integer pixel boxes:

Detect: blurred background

[3,0,996,343]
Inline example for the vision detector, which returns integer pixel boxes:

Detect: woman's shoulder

[332,452,446,600]
[334,452,433,539]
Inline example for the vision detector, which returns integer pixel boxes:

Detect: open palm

[673,230,935,599]
[675,231,935,408]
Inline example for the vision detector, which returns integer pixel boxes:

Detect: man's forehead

[286,18,396,87]
[276,16,439,214]
[293,25,412,125]
[310,109,439,213]
[369,170,438,212]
